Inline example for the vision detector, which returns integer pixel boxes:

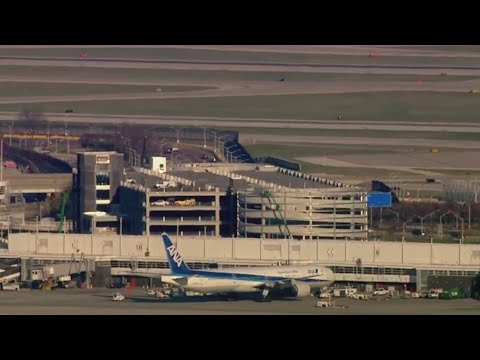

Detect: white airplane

[135,234,334,301]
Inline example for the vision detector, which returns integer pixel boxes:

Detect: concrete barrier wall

[432,244,461,266]
[289,241,317,261]
[65,234,94,255]
[461,246,480,266]
[8,234,480,268]
[234,239,261,260]
[176,238,205,259]
[261,240,286,261]
[403,243,432,265]
[205,239,234,260]
[317,241,348,263]
[373,242,402,264]
[346,241,374,264]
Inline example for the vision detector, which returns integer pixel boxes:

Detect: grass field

[0,92,478,123]
[0,82,213,97]
[417,169,480,176]
[244,144,415,177]
[1,47,480,67]
[235,127,480,141]
[245,144,399,158]
[1,66,476,83]
[393,45,480,52]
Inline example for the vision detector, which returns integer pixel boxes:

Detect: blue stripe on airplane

[171,270,319,283]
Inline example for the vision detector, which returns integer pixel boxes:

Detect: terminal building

[72,151,124,233]
[70,150,368,240]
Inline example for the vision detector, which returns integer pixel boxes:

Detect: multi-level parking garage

[120,163,368,240]
[119,168,235,237]
[238,187,367,240]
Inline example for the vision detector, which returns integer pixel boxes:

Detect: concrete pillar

[215,193,220,236]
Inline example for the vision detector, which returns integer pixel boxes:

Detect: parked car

[151,200,169,206]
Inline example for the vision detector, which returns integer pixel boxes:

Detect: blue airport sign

[367,192,392,208]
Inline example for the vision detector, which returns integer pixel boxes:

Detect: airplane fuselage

[161,264,334,296]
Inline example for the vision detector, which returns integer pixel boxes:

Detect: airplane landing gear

[256,289,272,302]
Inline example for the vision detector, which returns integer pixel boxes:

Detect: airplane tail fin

[162,234,191,274]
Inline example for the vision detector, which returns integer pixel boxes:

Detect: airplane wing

[126,271,162,279]
[126,271,188,280]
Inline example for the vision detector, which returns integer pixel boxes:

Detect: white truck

[154,180,176,189]
[1,281,19,291]
[373,288,389,296]
[427,289,443,299]
[112,293,125,301]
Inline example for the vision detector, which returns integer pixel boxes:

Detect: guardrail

[9,220,73,232]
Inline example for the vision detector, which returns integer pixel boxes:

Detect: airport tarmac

[0,288,479,315]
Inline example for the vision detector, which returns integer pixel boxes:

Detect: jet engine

[290,280,311,297]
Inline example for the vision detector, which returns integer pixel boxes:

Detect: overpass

[4,174,71,194]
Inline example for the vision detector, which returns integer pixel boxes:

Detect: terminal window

[96,190,110,200]
[96,171,110,185]
[97,204,111,213]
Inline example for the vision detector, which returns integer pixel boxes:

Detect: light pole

[168,127,183,145]
[119,135,131,149]
[0,137,3,181]
[207,129,222,154]
[402,219,413,242]
[417,209,440,235]
[439,210,458,239]
[159,140,169,156]
[384,208,400,227]
[2,123,13,146]
[468,203,471,230]
[46,120,50,149]
[128,148,137,167]
[64,121,70,155]
[390,173,404,201]
[458,216,465,243]
[217,134,229,160]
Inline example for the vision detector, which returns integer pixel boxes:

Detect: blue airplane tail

[162,234,191,275]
